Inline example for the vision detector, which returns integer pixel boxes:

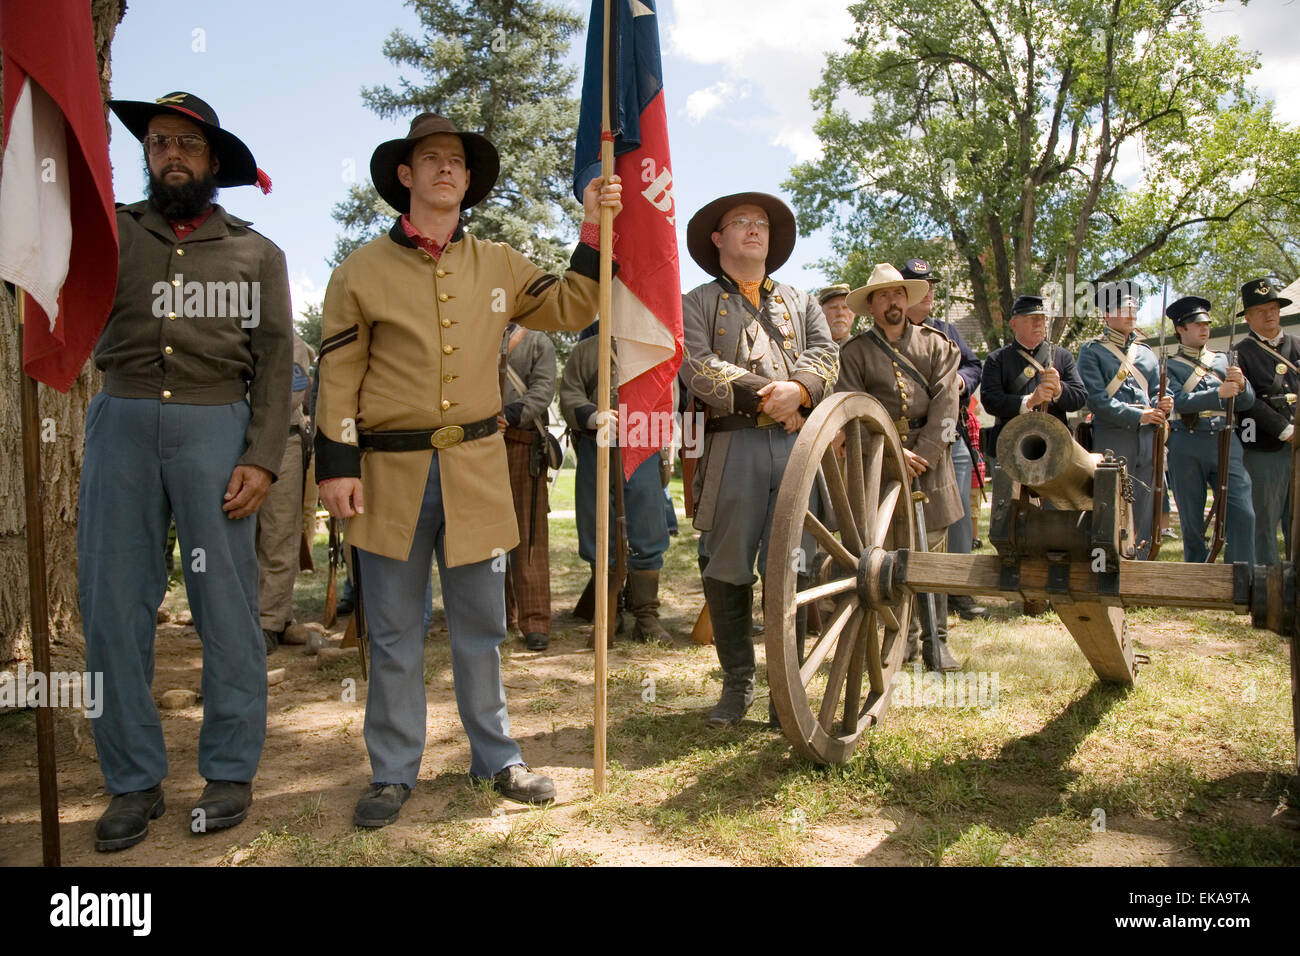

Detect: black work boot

[922,593,961,672]
[192,780,252,833]
[703,576,755,727]
[949,594,990,620]
[626,569,671,642]
[770,574,811,729]
[94,786,165,852]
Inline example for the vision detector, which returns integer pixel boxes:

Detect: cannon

[763,393,1300,766]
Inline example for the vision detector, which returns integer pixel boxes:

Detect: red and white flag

[0,0,118,392]
[574,0,682,478]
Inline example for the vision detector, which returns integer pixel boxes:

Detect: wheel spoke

[864,606,884,693]
[799,597,858,687]
[804,512,857,571]
[841,610,873,735]
[817,607,862,733]
[820,446,863,555]
[796,576,856,606]
[863,431,884,523]
[871,480,903,549]
[846,420,866,534]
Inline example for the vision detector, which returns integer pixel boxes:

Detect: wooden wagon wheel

[764,392,920,764]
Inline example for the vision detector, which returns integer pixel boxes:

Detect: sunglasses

[144,133,209,157]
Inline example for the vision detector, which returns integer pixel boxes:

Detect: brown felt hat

[370,113,499,213]
[686,191,796,278]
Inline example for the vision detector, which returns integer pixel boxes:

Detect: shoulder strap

[1100,340,1149,398]
[864,327,939,399]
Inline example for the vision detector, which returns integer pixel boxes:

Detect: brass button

[162,389,172,398]
[164,346,174,355]
[721,293,730,300]
[441,400,452,410]
[438,293,449,302]
[784,341,794,349]
[443,345,454,355]
[719,309,727,316]
[444,374,454,383]
[436,269,447,278]
[167,312,176,320]
[421,253,432,262]
[441,318,452,328]
[775,295,784,303]
[783,312,790,319]
[175,248,185,256]
[717,328,726,335]
[171,278,180,287]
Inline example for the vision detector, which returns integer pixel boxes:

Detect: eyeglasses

[720,217,770,232]
[144,133,209,157]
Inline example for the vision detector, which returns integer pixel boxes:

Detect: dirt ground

[1,543,1296,867]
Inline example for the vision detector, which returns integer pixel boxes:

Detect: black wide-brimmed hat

[1167,295,1212,325]
[370,113,499,214]
[686,191,796,278]
[108,91,268,192]
[1237,277,1292,317]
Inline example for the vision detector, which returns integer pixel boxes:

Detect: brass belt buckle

[757,412,777,428]
[430,425,464,449]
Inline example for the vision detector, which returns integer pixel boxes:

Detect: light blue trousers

[79,395,266,793]
[355,452,523,785]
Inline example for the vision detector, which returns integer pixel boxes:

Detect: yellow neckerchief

[736,278,762,310]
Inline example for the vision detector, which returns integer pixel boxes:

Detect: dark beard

[146,167,219,220]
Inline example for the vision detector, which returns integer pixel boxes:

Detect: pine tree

[330,0,585,273]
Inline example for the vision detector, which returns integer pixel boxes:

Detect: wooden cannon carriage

[762,393,1300,766]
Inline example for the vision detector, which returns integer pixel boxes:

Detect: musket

[323,516,340,628]
[1148,279,1170,560]
[340,545,369,680]
[1206,283,1238,563]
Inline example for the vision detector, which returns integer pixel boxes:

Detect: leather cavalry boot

[626,569,671,642]
[770,574,811,729]
[703,576,756,727]
[353,782,411,828]
[922,593,961,672]
[94,786,165,852]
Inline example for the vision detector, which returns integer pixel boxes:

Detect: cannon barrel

[995,413,1102,510]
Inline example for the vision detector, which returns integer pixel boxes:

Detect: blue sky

[106,0,1299,328]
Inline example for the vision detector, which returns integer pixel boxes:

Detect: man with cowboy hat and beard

[837,264,962,670]
[681,192,839,727]
[1233,277,1298,565]
[84,92,291,851]
[314,114,622,827]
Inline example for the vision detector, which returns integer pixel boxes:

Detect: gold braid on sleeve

[800,352,840,393]
[688,354,749,400]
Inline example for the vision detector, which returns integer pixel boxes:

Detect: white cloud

[1203,0,1300,125]
[664,0,856,162]
[289,272,326,323]
[684,80,749,123]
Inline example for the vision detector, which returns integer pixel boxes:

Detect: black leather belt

[705,412,781,433]
[359,415,498,451]
[893,416,927,436]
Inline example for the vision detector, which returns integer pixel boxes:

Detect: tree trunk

[0,0,125,670]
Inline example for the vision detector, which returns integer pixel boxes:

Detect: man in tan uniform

[314,114,621,827]
[838,264,962,670]
[258,332,314,652]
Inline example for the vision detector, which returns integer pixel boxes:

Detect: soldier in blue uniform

[1076,281,1173,558]
[1162,296,1255,564]
[1233,277,1299,565]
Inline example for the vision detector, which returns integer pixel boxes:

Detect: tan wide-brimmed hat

[686,191,796,278]
[844,264,929,316]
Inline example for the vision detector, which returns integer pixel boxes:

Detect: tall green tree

[787,0,1300,347]
[330,0,585,272]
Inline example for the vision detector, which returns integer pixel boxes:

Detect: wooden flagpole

[592,0,615,794]
[15,289,62,866]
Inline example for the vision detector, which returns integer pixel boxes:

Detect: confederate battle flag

[0,0,118,392]
[574,0,683,478]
